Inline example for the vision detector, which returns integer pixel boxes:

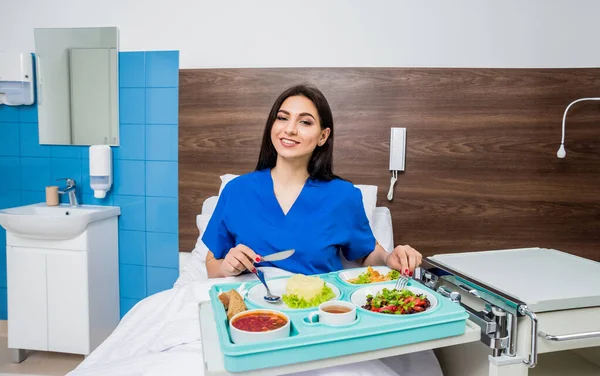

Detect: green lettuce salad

[282,285,335,308]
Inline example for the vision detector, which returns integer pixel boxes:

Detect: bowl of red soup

[229,309,291,344]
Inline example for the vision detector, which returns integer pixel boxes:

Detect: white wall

[1,0,599,69]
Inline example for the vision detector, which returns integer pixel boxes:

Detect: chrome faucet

[57,178,79,207]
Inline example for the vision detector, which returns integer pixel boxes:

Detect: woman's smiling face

[270,95,330,163]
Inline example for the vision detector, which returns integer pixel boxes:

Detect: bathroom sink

[0,203,120,240]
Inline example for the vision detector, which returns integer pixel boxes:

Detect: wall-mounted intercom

[389,127,406,171]
[387,127,406,201]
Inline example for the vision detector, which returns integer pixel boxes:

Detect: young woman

[202,84,442,376]
[203,84,422,278]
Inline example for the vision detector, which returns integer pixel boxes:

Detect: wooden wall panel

[179,68,600,261]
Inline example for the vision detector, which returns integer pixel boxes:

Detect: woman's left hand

[385,245,422,276]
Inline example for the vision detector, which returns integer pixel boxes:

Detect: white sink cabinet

[1,204,120,361]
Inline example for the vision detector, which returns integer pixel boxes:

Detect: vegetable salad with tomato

[362,288,431,314]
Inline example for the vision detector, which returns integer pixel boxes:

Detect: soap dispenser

[89,145,112,198]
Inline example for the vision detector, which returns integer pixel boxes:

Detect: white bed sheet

[69,272,442,376]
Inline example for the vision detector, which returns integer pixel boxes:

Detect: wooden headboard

[178,68,600,261]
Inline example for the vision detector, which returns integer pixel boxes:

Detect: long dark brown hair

[255,84,342,181]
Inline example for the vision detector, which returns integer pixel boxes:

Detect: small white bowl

[229,309,291,344]
[307,301,357,326]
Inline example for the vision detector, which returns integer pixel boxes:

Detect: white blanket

[69,270,443,376]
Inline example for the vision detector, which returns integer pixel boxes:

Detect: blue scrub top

[202,169,376,275]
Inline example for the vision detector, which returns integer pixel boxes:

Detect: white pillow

[218,174,377,228]
[201,196,219,218]
[354,184,377,229]
[218,174,239,195]
[175,214,211,285]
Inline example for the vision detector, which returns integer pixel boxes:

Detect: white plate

[350,283,438,316]
[338,266,397,284]
[246,277,340,310]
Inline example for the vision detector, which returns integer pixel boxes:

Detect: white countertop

[430,247,600,312]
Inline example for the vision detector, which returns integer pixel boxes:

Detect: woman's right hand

[219,244,261,277]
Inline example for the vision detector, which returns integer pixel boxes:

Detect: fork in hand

[394,270,410,291]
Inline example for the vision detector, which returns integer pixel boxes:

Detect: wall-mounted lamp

[557,97,600,158]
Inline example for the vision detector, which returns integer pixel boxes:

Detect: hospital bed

[67,187,445,376]
[69,191,600,376]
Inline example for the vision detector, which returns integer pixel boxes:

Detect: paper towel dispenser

[0,52,35,106]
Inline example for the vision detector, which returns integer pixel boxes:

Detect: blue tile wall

[20,157,51,190]
[146,197,178,233]
[21,190,45,206]
[119,52,145,88]
[0,158,21,191]
[0,123,20,156]
[120,230,146,265]
[114,160,146,196]
[0,288,6,322]
[113,195,146,231]
[147,267,180,296]
[0,51,180,320]
[0,106,19,122]
[146,88,179,124]
[146,125,177,161]
[0,191,21,211]
[146,232,178,268]
[146,161,178,197]
[20,123,50,157]
[119,88,146,124]
[114,124,145,160]
[145,51,179,88]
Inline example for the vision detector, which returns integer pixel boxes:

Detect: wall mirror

[34,27,120,146]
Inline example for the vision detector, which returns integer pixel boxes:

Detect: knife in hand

[259,249,295,262]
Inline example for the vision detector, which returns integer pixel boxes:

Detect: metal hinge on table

[413,264,521,360]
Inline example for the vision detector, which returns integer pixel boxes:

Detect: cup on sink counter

[308,301,356,326]
[45,186,59,206]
